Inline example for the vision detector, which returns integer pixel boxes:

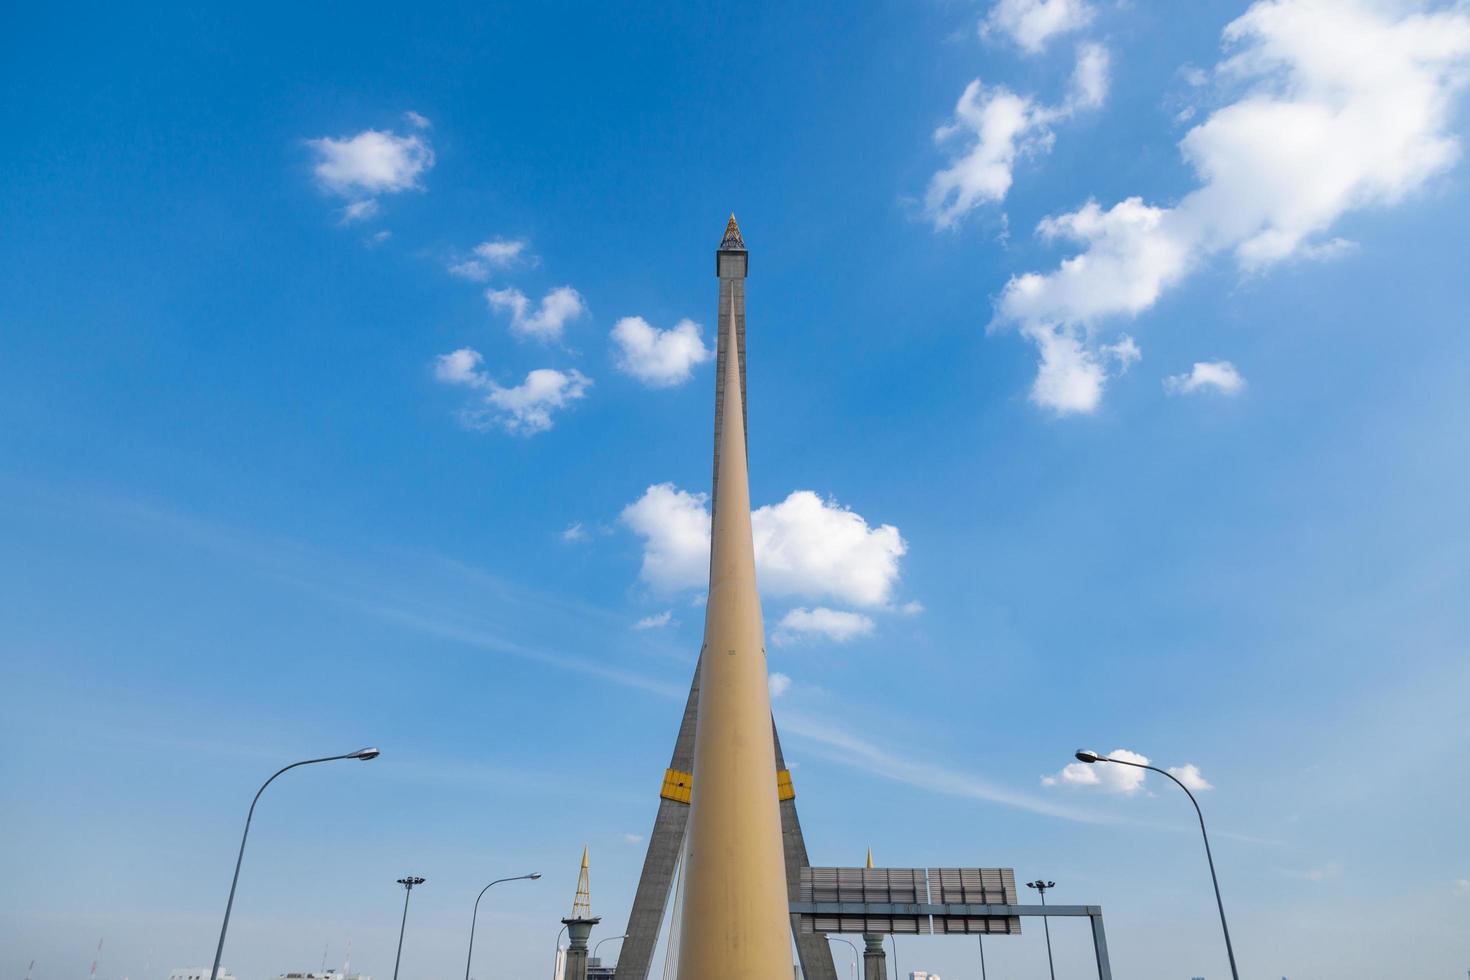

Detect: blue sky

[3,1,1469,978]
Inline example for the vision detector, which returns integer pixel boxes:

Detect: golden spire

[571,844,592,918]
[674,291,789,979]
[719,213,745,250]
[867,846,874,869]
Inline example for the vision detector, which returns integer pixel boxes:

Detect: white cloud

[899,599,925,616]
[620,486,907,608]
[927,84,1039,228]
[476,238,529,265]
[753,492,907,607]
[307,127,434,197]
[996,0,1470,412]
[449,238,533,281]
[1164,360,1246,396]
[926,44,1110,229]
[434,347,486,386]
[611,316,713,387]
[1299,236,1358,261]
[772,607,876,645]
[1070,41,1111,110]
[433,348,591,434]
[447,260,485,281]
[487,286,586,342]
[768,672,793,699]
[1026,324,1140,414]
[620,484,713,593]
[1455,878,1470,896]
[404,110,432,130]
[1042,748,1151,794]
[340,199,380,224]
[365,229,391,247]
[623,832,644,845]
[560,522,589,543]
[480,369,591,433]
[633,610,673,630]
[984,0,1096,54]
[1167,763,1214,790]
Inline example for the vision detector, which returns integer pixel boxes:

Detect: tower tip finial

[720,213,745,250]
[866,846,874,869]
[571,843,593,918]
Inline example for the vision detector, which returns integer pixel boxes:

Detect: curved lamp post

[1074,749,1240,980]
[1025,880,1057,980]
[208,748,380,980]
[592,934,628,965]
[827,936,858,980]
[464,874,541,980]
[551,924,568,980]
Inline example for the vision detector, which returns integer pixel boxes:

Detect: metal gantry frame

[790,902,1114,980]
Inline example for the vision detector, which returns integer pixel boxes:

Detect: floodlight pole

[393,876,426,980]
[1026,881,1057,980]
[1074,751,1239,980]
[977,933,987,980]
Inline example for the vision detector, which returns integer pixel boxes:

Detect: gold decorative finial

[571,844,592,918]
[866,846,874,869]
[720,213,745,250]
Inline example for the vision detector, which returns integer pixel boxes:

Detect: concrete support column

[862,934,887,980]
[562,917,599,980]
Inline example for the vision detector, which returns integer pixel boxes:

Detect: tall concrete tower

[617,218,836,980]
[672,227,792,979]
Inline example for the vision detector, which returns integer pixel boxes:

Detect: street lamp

[1025,880,1057,980]
[392,876,427,980]
[208,748,380,980]
[592,934,628,965]
[464,874,541,980]
[1074,749,1240,980]
[551,923,568,980]
[827,936,858,980]
[977,933,988,980]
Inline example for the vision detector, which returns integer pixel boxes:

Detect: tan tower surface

[673,251,792,978]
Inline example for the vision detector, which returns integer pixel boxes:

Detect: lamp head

[1074,749,1101,764]
[529,873,542,880]
[353,747,381,761]
[397,876,426,887]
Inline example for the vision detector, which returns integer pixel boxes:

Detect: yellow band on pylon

[660,768,794,803]
[661,768,693,803]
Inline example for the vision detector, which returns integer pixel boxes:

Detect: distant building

[586,958,614,980]
[909,972,940,980]
[274,970,371,980]
[170,968,236,980]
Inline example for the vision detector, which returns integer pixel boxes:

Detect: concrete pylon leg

[613,661,838,980]
[774,727,838,980]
